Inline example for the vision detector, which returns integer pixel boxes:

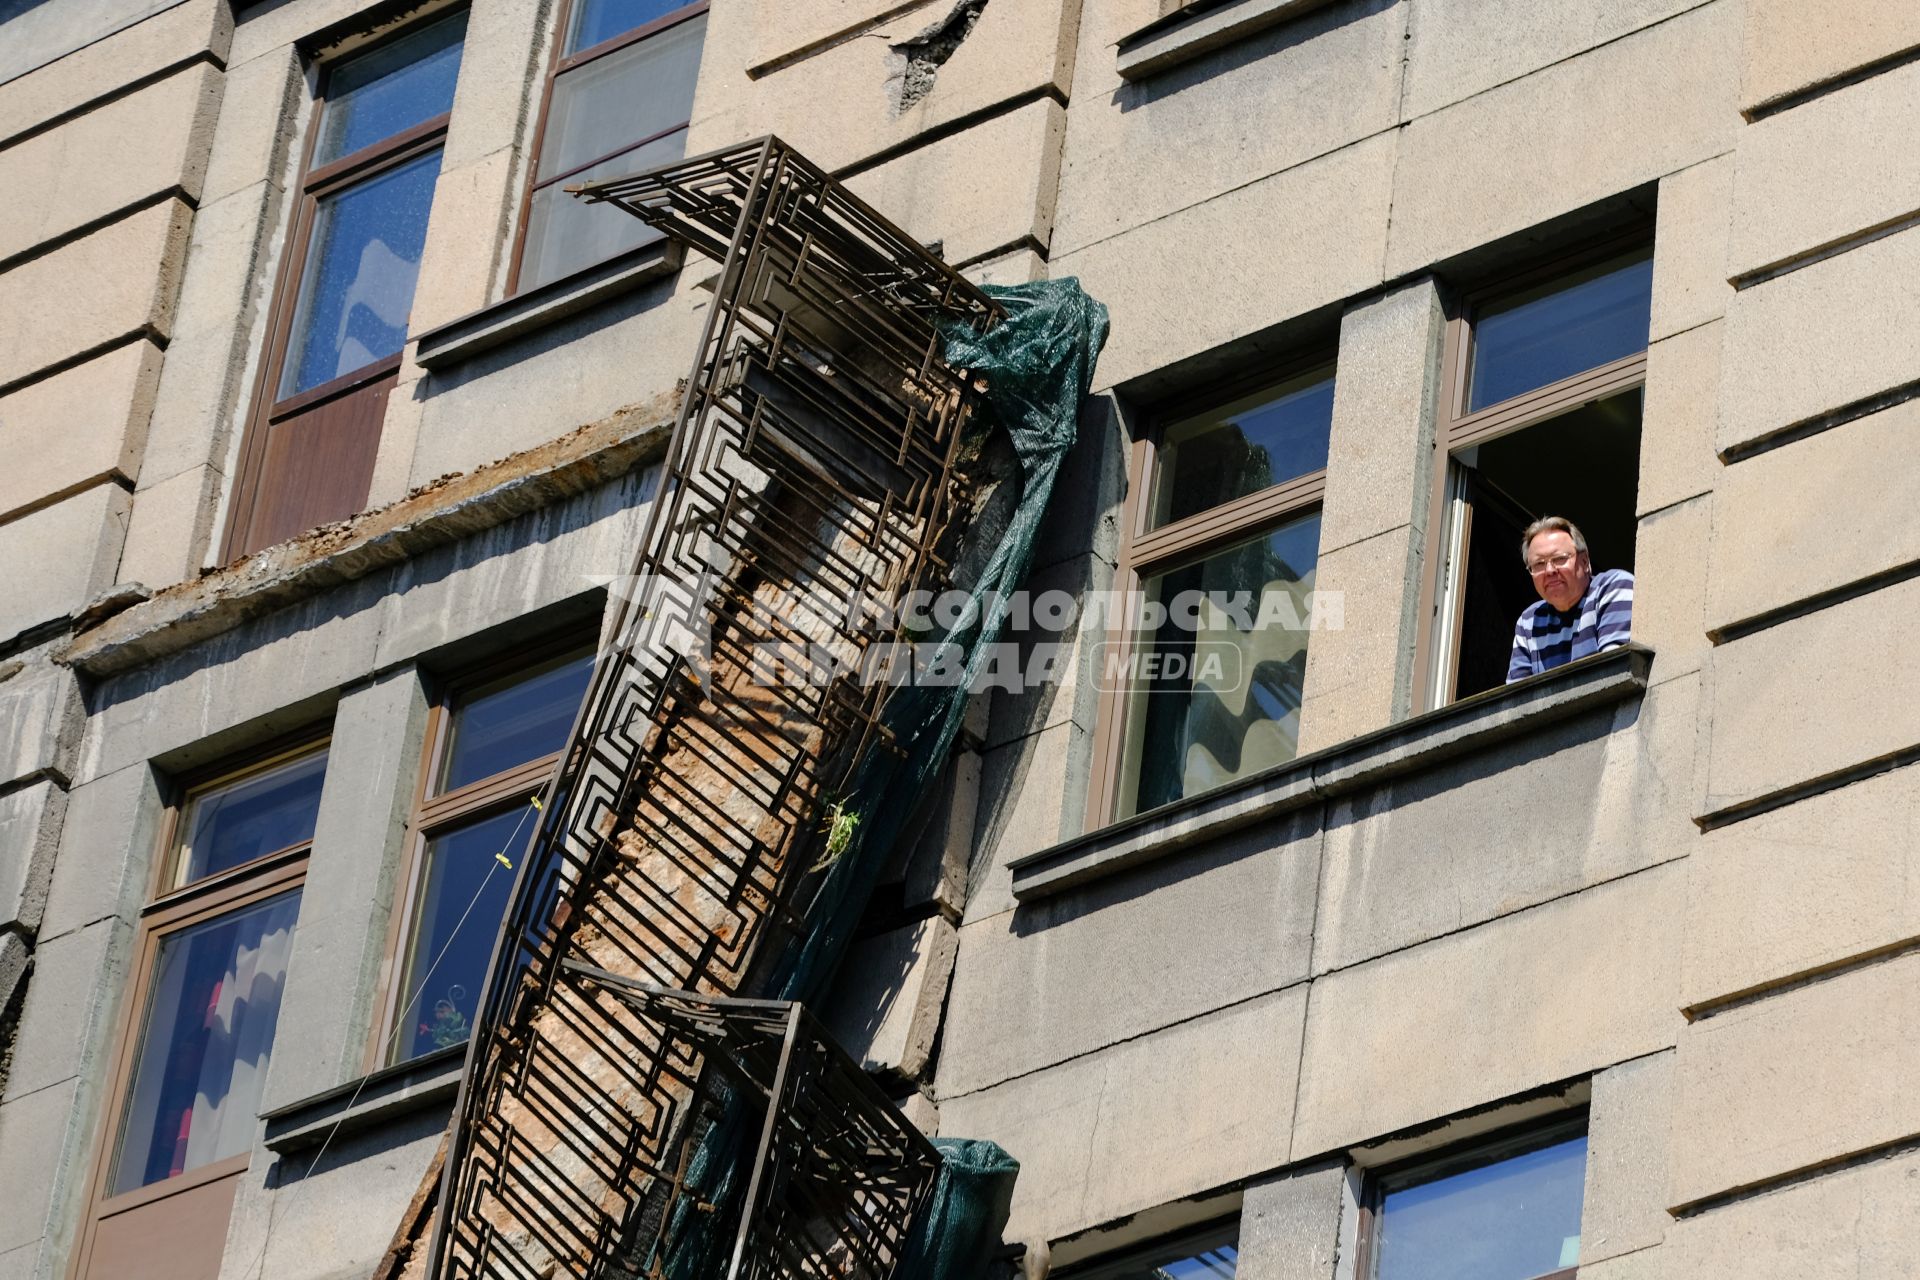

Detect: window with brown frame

[374,643,594,1067]
[1357,1115,1589,1280]
[222,12,467,561]
[510,0,707,293]
[1087,362,1336,824]
[70,737,329,1280]
[1060,1219,1241,1279]
[1416,244,1652,707]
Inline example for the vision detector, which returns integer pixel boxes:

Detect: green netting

[661,277,1108,1280]
[898,1140,1021,1280]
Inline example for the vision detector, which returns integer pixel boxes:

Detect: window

[1418,246,1651,705]
[223,13,467,560]
[511,0,706,291]
[1066,1222,1239,1279]
[377,644,594,1065]
[73,738,327,1280]
[1089,363,1336,822]
[1362,1119,1589,1280]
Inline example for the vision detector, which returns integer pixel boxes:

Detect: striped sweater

[1505,568,1635,683]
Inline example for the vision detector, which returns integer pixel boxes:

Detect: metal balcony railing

[424,137,999,1280]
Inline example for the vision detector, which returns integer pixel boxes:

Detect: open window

[1420,246,1651,705]
[1089,361,1336,823]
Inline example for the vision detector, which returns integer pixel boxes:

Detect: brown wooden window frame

[1410,236,1653,711]
[68,731,330,1280]
[1056,1215,1242,1279]
[1353,1110,1590,1280]
[366,634,593,1071]
[1084,353,1336,826]
[221,12,466,563]
[504,0,709,295]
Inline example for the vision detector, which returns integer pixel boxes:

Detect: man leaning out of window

[1507,515,1634,683]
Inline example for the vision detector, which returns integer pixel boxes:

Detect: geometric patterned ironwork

[566,966,945,1280]
[426,137,998,1280]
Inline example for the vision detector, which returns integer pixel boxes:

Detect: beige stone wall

[7,0,1920,1277]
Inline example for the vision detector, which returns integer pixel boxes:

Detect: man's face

[1525,529,1590,612]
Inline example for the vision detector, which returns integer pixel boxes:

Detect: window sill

[1115,0,1339,81]
[412,237,684,372]
[261,1044,465,1154]
[1008,645,1654,901]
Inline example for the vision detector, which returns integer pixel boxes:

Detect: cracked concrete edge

[60,387,681,679]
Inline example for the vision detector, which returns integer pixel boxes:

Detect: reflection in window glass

[392,807,531,1062]
[440,651,595,793]
[568,0,695,56]
[520,8,704,291]
[1468,255,1652,413]
[519,130,682,287]
[279,150,442,397]
[314,12,466,166]
[1085,1235,1238,1279]
[1123,511,1320,817]
[1153,371,1334,529]
[540,15,704,182]
[111,891,302,1194]
[1373,1132,1587,1280]
[175,748,328,886]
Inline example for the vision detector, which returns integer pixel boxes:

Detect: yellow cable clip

[495,852,514,869]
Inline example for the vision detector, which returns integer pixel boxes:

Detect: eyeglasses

[1527,551,1579,577]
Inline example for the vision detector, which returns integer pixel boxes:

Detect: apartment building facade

[2,0,1917,1276]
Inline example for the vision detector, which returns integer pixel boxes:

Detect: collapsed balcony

[410,137,1097,1280]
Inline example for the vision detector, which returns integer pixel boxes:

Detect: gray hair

[1519,515,1589,564]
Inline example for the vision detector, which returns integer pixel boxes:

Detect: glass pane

[111,891,302,1194]
[1152,371,1335,529]
[1468,255,1653,412]
[568,0,696,55]
[392,806,535,1062]
[537,13,704,182]
[1123,511,1321,818]
[1374,1134,1588,1280]
[314,12,466,166]
[519,131,681,289]
[1097,1243,1239,1279]
[279,149,442,398]
[440,651,595,793]
[175,748,328,886]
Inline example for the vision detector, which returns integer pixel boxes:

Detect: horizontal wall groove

[1671,1134,1920,1219]
[832,83,1067,183]
[1696,746,1920,832]
[1730,207,1920,291]
[1709,557,1920,645]
[745,0,932,79]
[952,233,1049,271]
[0,471,135,529]
[1744,41,1920,123]
[1683,933,1920,1023]
[1305,856,1686,984]
[1395,0,1722,127]
[0,186,192,276]
[935,981,1298,1103]
[0,49,224,152]
[0,328,164,401]
[1718,378,1920,465]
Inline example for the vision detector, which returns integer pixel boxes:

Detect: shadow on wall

[1111,0,1400,112]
